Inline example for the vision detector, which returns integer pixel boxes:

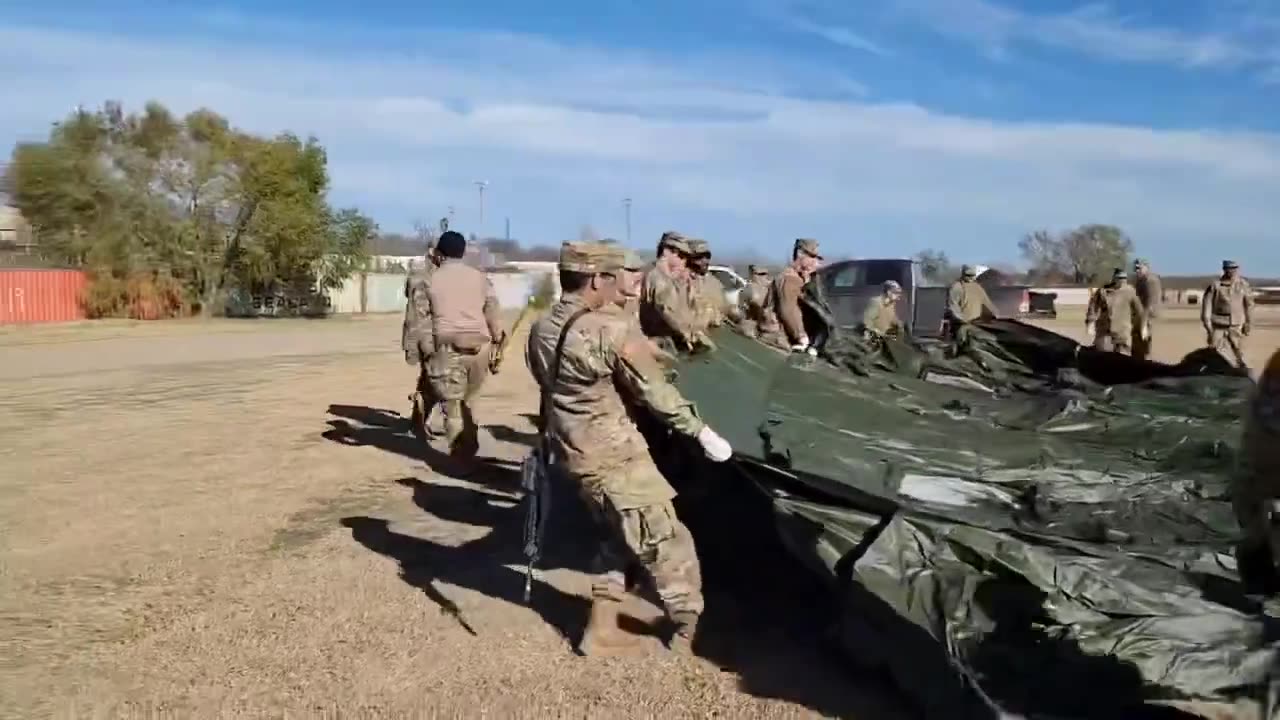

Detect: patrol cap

[1223,259,1240,270]
[620,247,644,271]
[882,280,902,293]
[1113,267,1128,279]
[687,238,711,257]
[659,231,691,255]
[559,241,624,274]
[961,264,977,277]
[1133,257,1147,268]
[752,266,770,276]
[794,237,822,260]
[600,237,645,270]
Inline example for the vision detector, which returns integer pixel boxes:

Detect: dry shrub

[82,269,190,320]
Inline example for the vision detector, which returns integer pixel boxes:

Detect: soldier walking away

[1202,260,1255,370]
[945,265,998,341]
[1086,268,1146,356]
[1232,348,1280,598]
[763,238,822,353]
[526,241,733,656]
[640,232,707,352]
[861,280,904,341]
[421,230,506,461]
[684,238,733,334]
[1130,258,1162,361]
[737,265,775,339]
[404,244,443,438]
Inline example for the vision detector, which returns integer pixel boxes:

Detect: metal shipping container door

[0,269,88,324]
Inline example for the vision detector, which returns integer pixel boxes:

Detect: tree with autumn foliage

[4,100,374,317]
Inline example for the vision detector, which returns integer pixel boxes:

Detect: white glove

[790,336,810,353]
[697,426,733,462]
[806,346,818,357]
[1085,322,1096,337]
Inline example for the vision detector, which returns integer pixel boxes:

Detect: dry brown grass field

[0,314,910,719]
[2,306,1274,718]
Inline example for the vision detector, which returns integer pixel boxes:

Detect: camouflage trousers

[1210,326,1247,368]
[1092,332,1132,356]
[588,498,704,617]
[426,342,491,457]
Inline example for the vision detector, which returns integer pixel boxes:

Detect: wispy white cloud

[886,0,1280,76]
[0,21,1277,271]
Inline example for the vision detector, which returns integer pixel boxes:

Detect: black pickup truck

[815,258,1035,338]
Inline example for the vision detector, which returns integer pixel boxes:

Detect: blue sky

[2,0,1279,272]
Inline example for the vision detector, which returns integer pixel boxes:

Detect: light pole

[474,180,488,231]
[623,197,632,246]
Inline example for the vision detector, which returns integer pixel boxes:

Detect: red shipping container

[0,269,89,324]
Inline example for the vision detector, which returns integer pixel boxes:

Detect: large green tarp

[671,322,1276,719]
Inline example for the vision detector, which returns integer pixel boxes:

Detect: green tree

[1018,225,1132,284]
[4,100,373,317]
[914,249,955,284]
[1061,224,1133,284]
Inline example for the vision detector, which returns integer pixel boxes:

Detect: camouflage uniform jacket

[1202,277,1255,329]
[861,298,903,337]
[1133,273,1163,320]
[402,263,437,356]
[640,263,697,344]
[526,295,705,509]
[1086,283,1145,338]
[946,279,996,323]
[687,273,728,334]
[768,266,807,345]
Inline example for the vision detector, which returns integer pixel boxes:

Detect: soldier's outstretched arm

[606,325,705,437]
[1200,285,1213,330]
[482,276,503,342]
[777,274,806,344]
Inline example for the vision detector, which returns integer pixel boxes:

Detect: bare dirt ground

[0,314,911,719]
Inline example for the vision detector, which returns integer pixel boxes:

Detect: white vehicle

[707,265,748,309]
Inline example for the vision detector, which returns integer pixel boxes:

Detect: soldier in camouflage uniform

[1233,349,1280,593]
[640,232,707,352]
[1202,260,1255,369]
[404,246,443,437]
[1130,258,1162,361]
[860,280,904,340]
[526,242,733,656]
[737,265,775,339]
[420,231,505,459]
[945,265,998,337]
[761,238,822,353]
[1086,268,1146,355]
[685,238,736,335]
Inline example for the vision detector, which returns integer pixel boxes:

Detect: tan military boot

[578,599,640,657]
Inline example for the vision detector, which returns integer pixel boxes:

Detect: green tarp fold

[672,324,1275,719]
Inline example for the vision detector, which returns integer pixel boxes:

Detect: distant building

[0,205,35,249]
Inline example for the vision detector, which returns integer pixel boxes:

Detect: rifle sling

[537,305,594,439]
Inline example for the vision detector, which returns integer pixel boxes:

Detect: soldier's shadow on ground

[323,403,517,483]
[340,477,597,644]
[324,404,913,718]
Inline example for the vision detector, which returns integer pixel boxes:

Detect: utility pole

[505,217,510,242]
[474,180,488,231]
[623,197,632,246]
[447,206,455,227]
